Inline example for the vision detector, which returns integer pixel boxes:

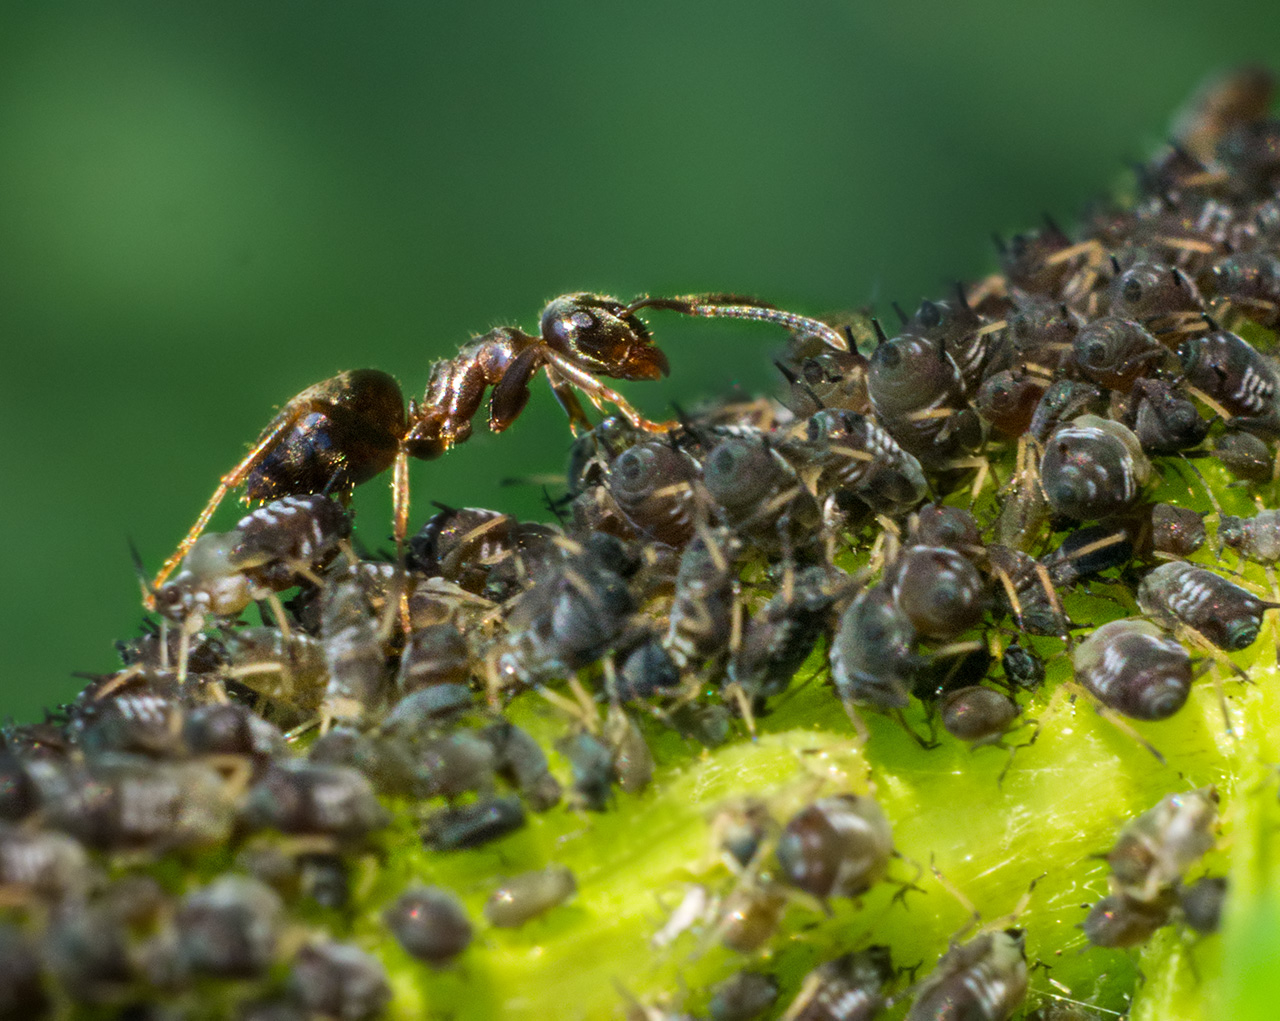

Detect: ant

[148,292,847,600]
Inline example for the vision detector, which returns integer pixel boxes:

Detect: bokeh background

[1,2,1278,722]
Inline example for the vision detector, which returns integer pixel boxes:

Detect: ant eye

[570,310,596,332]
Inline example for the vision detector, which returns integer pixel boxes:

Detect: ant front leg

[543,349,675,433]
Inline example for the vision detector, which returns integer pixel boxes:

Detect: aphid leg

[928,858,983,944]
[149,401,323,598]
[724,683,759,739]
[885,850,928,909]
[996,721,1040,788]
[1065,679,1166,764]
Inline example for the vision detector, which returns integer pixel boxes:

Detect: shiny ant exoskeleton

[149,292,845,597]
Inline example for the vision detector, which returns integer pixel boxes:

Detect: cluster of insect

[7,68,1280,1020]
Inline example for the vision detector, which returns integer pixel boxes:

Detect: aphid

[604,441,702,546]
[1216,116,1280,196]
[1106,261,1204,329]
[241,760,389,843]
[307,728,413,801]
[1149,503,1206,557]
[998,218,1078,296]
[911,503,983,555]
[1129,378,1212,454]
[605,704,655,795]
[1137,560,1273,650]
[558,731,616,812]
[1027,380,1105,445]
[1001,643,1045,691]
[1006,297,1084,376]
[1213,429,1274,481]
[1219,508,1280,563]
[1071,619,1193,721]
[780,945,893,1021]
[794,409,928,517]
[665,530,741,672]
[717,882,788,953]
[42,900,135,1003]
[774,794,893,901]
[414,731,499,801]
[483,864,577,927]
[1070,316,1165,391]
[707,969,779,1021]
[613,637,683,702]
[1177,875,1227,933]
[974,369,1046,437]
[905,928,1027,1021]
[1040,525,1133,589]
[938,686,1021,746]
[0,824,92,903]
[703,433,818,555]
[220,626,328,716]
[889,545,986,640]
[299,852,350,909]
[420,795,526,851]
[319,569,392,724]
[182,701,287,762]
[777,347,870,418]
[1080,893,1171,948]
[1039,416,1151,521]
[829,584,919,713]
[383,887,473,965]
[1179,326,1280,431]
[396,622,473,693]
[986,545,1067,637]
[480,721,562,811]
[1203,250,1280,325]
[287,941,391,1021]
[75,688,187,759]
[1107,788,1218,902]
[174,875,283,979]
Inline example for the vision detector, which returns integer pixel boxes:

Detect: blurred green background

[1,2,1278,722]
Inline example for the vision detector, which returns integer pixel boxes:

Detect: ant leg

[149,396,332,599]
[545,366,596,436]
[628,294,850,353]
[543,350,675,432]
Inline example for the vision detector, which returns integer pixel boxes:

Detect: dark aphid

[1071,619,1192,721]
[774,794,893,900]
[1040,416,1151,521]
[396,623,472,693]
[1107,788,1218,902]
[0,824,92,903]
[987,545,1067,636]
[1107,261,1204,327]
[1130,378,1212,454]
[1219,508,1280,563]
[320,570,391,725]
[1213,429,1274,481]
[706,433,820,556]
[384,887,473,966]
[413,731,498,801]
[0,923,47,1021]
[1203,250,1280,326]
[226,493,352,592]
[905,929,1027,1021]
[76,688,186,760]
[1006,297,1084,376]
[614,637,683,702]
[890,545,986,640]
[183,702,286,762]
[558,731,616,812]
[421,795,526,851]
[727,565,841,704]
[1216,116,1280,196]
[1041,524,1134,588]
[999,219,1078,295]
[665,529,741,672]
[1081,893,1171,948]
[287,941,391,1021]
[912,503,983,555]
[829,584,919,712]
[299,853,350,909]
[220,626,328,716]
[1150,503,1206,557]
[380,684,476,733]
[718,882,788,953]
[1179,326,1280,431]
[238,999,310,1021]
[606,441,703,546]
[484,864,577,928]
[974,369,1046,437]
[175,874,283,979]
[938,686,1020,746]
[480,721,562,811]
[1071,317,1165,392]
[867,332,980,463]
[42,901,135,1004]
[779,348,870,418]
[1027,380,1106,444]
[44,756,236,852]
[780,945,893,1021]
[408,505,555,598]
[1137,560,1273,650]
[899,291,993,393]
[1001,643,1045,691]
[1177,875,1227,933]
[241,760,389,842]
[795,409,928,517]
[707,969,778,1021]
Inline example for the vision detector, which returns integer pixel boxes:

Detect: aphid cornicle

[1071,619,1193,721]
[384,887,473,965]
[774,794,893,901]
[1137,560,1272,651]
[1039,415,1151,522]
[780,945,893,1021]
[905,928,1027,1021]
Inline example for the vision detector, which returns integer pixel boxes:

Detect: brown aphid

[1072,619,1192,721]
[1071,317,1165,391]
[483,864,577,928]
[1106,262,1204,329]
[1149,503,1206,557]
[974,369,1045,437]
[890,545,986,640]
[1213,430,1274,481]
[938,686,1020,746]
[287,940,391,1021]
[1081,893,1171,948]
[911,503,983,555]
[774,794,893,901]
[905,929,1027,1021]
[1040,416,1151,522]
[664,529,741,672]
[1138,561,1274,651]
[1107,788,1218,902]
[780,945,893,1021]
[718,883,788,953]
[606,441,703,546]
[778,348,871,418]
[1006,296,1084,375]
[384,887,473,966]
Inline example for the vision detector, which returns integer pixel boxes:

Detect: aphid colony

[7,68,1280,1020]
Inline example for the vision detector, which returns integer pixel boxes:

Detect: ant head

[540,293,670,380]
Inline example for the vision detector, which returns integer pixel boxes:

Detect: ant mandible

[147,291,847,600]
